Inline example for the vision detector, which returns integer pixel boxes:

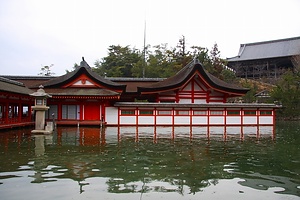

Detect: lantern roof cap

[30,85,52,98]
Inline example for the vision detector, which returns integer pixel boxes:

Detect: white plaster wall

[105,107,118,125]
[138,116,155,125]
[226,117,241,125]
[174,116,190,125]
[209,116,224,125]
[259,116,273,125]
[194,99,207,103]
[156,116,172,125]
[192,116,207,125]
[243,117,257,125]
[120,116,136,125]
[179,99,192,103]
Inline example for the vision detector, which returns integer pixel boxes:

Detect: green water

[0,122,299,200]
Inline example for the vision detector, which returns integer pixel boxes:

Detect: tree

[271,69,300,119]
[209,43,227,79]
[93,45,142,77]
[65,63,80,74]
[38,64,55,76]
[240,80,258,103]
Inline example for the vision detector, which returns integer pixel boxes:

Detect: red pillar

[18,103,22,123]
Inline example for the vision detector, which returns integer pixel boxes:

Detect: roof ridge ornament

[80,56,91,69]
[194,58,200,64]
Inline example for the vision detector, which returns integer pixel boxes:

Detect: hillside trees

[271,56,300,119]
[93,37,236,82]
[94,45,141,77]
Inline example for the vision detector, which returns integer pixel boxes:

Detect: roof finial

[82,57,85,61]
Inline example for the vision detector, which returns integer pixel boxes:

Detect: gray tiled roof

[138,59,249,95]
[40,59,126,91]
[227,36,300,62]
[0,76,33,95]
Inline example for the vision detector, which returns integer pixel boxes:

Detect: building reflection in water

[1,125,293,197]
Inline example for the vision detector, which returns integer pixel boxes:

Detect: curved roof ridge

[138,61,249,95]
[38,59,126,90]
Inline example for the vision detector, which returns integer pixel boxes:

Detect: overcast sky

[0,0,299,76]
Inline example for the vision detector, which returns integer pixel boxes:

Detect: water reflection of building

[1,127,298,197]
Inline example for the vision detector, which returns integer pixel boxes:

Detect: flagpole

[143,20,146,78]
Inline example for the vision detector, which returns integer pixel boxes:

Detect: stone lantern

[30,85,52,133]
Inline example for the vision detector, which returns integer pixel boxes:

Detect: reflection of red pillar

[57,130,62,146]
[135,126,139,142]
[101,128,106,145]
[153,126,157,143]
[172,126,175,139]
[117,126,121,142]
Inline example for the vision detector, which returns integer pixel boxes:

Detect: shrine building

[1,58,280,137]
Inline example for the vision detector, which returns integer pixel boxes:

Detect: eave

[138,60,249,96]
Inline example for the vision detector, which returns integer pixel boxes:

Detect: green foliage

[270,70,300,119]
[92,37,237,82]
[241,81,258,103]
[93,45,141,77]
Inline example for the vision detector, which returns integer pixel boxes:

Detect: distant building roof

[227,36,300,62]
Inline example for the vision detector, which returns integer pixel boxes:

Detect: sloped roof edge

[138,59,249,95]
[40,59,126,91]
[0,76,34,95]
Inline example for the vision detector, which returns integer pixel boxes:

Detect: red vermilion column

[117,107,120,126]
[154,107,157,126]
[172,108,175,126]
[18,102,22,123]
[135,107,138,126]
[175,90,179,103]
[256,108,260,138]
[57,102,62,121]
[5,102,9,124]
